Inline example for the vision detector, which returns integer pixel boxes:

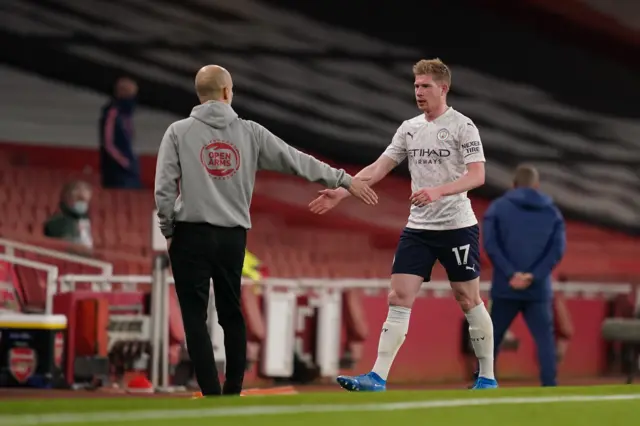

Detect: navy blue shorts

[391,225,481,282]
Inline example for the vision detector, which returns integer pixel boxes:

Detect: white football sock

[465,303,495,380]
[371,306,411,381]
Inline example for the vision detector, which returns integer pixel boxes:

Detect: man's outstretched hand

[347,176,378,205]
[308,176,378,214]
[309,189,343,215]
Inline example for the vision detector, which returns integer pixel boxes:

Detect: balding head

[195,65,233,104]
[513,164,540,188]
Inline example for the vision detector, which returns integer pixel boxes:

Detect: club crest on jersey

[9,346,37,383]
[437,129,450,141]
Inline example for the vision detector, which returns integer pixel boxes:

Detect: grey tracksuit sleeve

[154,125,181,238]
[253,123,352,189]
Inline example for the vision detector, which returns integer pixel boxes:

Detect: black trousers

[168,222,247,396]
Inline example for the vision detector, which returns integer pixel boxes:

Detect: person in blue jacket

[482,164,566,386]
[99,77,142,189]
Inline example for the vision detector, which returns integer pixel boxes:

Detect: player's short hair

[513,164,539,188]
[413,58,452,87]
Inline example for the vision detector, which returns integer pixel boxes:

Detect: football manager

[482,164,566,386]
[154,65,377,396]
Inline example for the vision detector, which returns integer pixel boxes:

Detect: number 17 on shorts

[440,225,481,282]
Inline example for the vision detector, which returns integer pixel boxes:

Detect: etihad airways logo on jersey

[408,148,450,165]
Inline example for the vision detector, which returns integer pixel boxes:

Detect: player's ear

[440,83,449,96]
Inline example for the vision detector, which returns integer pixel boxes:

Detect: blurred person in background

[242,249,267,368]
[482,164,566,386]
[552,292,573,364]
[553,275,573,364]
[99,76,141,189]
[242,249,267,285]
[43,180,94,254]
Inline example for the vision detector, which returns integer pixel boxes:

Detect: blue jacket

[99,98,141,188]
[483,188,566,301]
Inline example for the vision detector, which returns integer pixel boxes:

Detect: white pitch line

[1,394,640,425]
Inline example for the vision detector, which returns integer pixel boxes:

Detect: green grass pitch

[1,385,639,426]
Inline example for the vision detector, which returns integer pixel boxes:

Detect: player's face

[414,74,446,112]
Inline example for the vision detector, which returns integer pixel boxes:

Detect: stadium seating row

[3,0,639,231]
[1,161,638,286]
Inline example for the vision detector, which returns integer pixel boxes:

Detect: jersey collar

[427,106,454,124]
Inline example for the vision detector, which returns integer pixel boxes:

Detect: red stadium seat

[0,161,638,282]
[14,265,47,311]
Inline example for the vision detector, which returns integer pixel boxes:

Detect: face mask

[72,201,89,215]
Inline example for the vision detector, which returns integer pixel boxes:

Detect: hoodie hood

[190,101,238,129]
[504,187,554,210]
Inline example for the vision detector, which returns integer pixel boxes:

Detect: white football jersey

[382,107,485,231]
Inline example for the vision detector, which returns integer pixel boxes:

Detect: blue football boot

[336,372,386,392]
[471,376,499,389]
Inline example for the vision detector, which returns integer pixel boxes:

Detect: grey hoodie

[154,101,352,237]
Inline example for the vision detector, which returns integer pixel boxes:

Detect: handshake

[509,272,533,290]
[309,176,378,214]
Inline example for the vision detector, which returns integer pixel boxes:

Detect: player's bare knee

[456,297,474,312]
[450,280,482,312]
[452,290,469,310]
[388,274,422,308]
[452,289,481,312]
[387,289,414,308]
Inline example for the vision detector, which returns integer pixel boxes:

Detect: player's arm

[439,121,486,195]
[154,124,181,239]
[331,154,399,201]
[437,161,485,196]
[309,123,406,214]
[323,123,407,201]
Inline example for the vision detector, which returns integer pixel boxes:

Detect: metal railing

[56,272,638,391]
[0,254,58,315]
[58,274,152,293]
[57,275,636,296]
[0,238,113,276]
